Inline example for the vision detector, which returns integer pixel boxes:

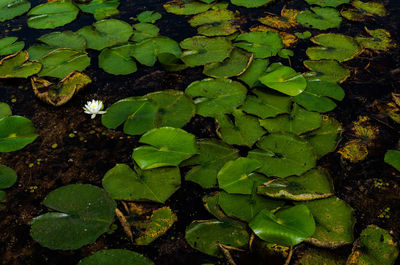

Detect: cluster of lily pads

[0,0,399,264]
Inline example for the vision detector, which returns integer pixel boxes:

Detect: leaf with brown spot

[258,7,299,30]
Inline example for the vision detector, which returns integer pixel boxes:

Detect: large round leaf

[131,22,160,42]
[0,51,42,79]
[78,249,154,265]
[102,164,180,203]
[132,127,198,169]
[0,165,17,189]
[27,1,79,29]
[234,31,283,59]
[30,184,116,250]
[248,133,317,178]
[304,59,350,83]
[0,116,38,152]
[0,37,24,56]
[231,0,273,8]
[0,0,30,22]
[297,7,341,30]
[99,44,137,75]
[249,205,316,246]
[185,78,247,117]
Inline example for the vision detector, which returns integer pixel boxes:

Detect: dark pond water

[0,0,400,264]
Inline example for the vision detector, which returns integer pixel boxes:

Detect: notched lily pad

[304,60,350,83]
[0,165,17,189]
[231,0,273,8]
[352,0,387,17]
[189,9,240,37]
[258,7,299,30]
[99,44,137,75]
[297,7,341,30]
[76,0,120,15]
[137,10,161,23]
[356,28,397,52]
[27,1,79,29]
[0,0,31,23]
[0,115,38,152]
[0,51,42,79]
[78,249,154,265]
[299,248,347,265]
[164,0,213,15]
[0,37,24,56]
[238,58,270,88]
[385,149,400,172]
[305,0,349,7]
[234,31,283,59]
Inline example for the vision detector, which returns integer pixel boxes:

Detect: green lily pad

[164,0,212,15]
[301,196,355,248]
[131,36,181,67]
[136,10,161,23]
[78,249,154,265]
[76,0,119,15]
[230,0,273,8]
[0,51,42,79]
[278,49,294,59]
[182,139,239,188]
[258,7,300,30]
[234,31,283,59]
[0,37,24,56]
[102,97,158,135]
[185,219,250,257]
[30,184,116,250]
[249,205,315,246]
[145,90,195,128]
[356,28,397,52]
[302,115,342,157]
[304,59,350,83]
[297,7,341,30]
[295,31,312,39]
[384,150,400,172]
[180,36,233,67]
[241,89,292,119]
[260,104,322,135]
[132,127,198,169]
[0,103,11,119]
[185,78,247,117]
[0,165,17,189]
[257,167,334,201]
[238,59,270,88]
[99,44,137,75]
[131,23,160,42]
[259,63,307,96]
[347,225,399,265]
[27,1,79,29]
[352,0,387,16]
[38,49,90,79]
[340,8,366,22]
[305,0,349,7]
[77,19,133,51]
[293,79,345,113]
[307,33,361,62]
[216,109,266,147]
[298,248,347,265]
[94,7,119,20]
[189,9,239,37]
[0,116,38,152]
[0,0,30,22]
[217,157,268,195]
[248,133,317,178]
[102,164,180,203]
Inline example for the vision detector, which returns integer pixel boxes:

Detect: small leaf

[78,249,154,265]
[0,0,31,22]
[304,60,350,83]
[99,44,137,75]
[0,37,24,56]
[231,0,273,8]
[0,51,42,79]
[0,165,17,189]
[137,11,162,23]
[297,7,341,30]
[28,1,79,29]
[384,150,400,172]
[0,116,38,152]
[164,0,212,15]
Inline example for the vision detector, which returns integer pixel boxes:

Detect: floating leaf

[248,133,317,178]
[182,139,239,188]
[297,7,341,30]
[352,0,387,16]
[304,60,350,83]
[249,205,315,246]
[185,220,249,257]
[295,31,312,39]
[77,19,133,51]
[259,63,307,96]
[230,0,273,8]
[0,0,31,22]
[0,103,11,119]
[78,249,154,265]
[99,44,137,75]
[307,33,361,62]
[0,51,42,79]
[340,8,366,22]
[0,165,17,189]
[189,9,239,36]
[164,0,212,15]
[0,116,38,152]
[31,72,91,106]
[102,164,181,203]
[0,37,24,56]
[234,31,283,59]
[94,7,119,20]
[76,0,120,15]
[356,28,397,52]
[27,1,79,29]
[185,78,247,117]
[305,0,349,7]
[202,193,229,221]
[257,167,334,201]
[347,225,399,265]
[217,157,267,195]
[180,36,233,67]
[337,140,368,163]
[137,11,161,23]
[131,23,160,42]
[301,196,355,248]
[384,150,400,172]
[132,127,198,169]
[216,109,266,147]
[30,184,116,250]
[238,59,270,88]
[299,248,347,265]
[258,7,299,30]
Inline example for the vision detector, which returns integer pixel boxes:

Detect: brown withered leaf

[258,7,299,30]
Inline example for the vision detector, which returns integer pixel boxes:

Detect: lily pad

[30,184,116,250]
[347,225,399,265]
[352,0,387,17]
[0,116,38,152]
[356,28,397,52]
[304,59,351,83]
[78,249,154,265]
[137,10,161,23]
[132,127,198,169]
[257,167,334,201]
[0,165,17,189]
[27,1,79,29]
[216,109,266,147]
[164,0,212,15]
[76,0,120,15]
[185,219,249,257]
[301,196,355,248]
[307,33,361,62]
[259,63,307,96]
[102,164,181,203]
[0,103,11,119]
[182,139,239,188]
[384,150,400,172]
[180,36,233,67]
[258,7,299,30]
[145,90,195,128]
[0,37,24,56]
[248,133,317,178]
[185,78,247,117]
[297,7,341,30]
[305,0,349,7]
[260,104,322,135]
[299,248,347,265]
[131,23,160,42]
[231,0,273,8]
[238,59,270,88]
[99,44,137,75]
[101,97,158,135]
[189,9,239,37]
[337,140,368,163]
[31,72,92,106]
[77,19,133,51]
[234,31,283,59]
[249,205,315,246]
[0,0,30,22]
[0,51,42,79]
[94,7,119,20]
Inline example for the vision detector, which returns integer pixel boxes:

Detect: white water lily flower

[83,100,106,119]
